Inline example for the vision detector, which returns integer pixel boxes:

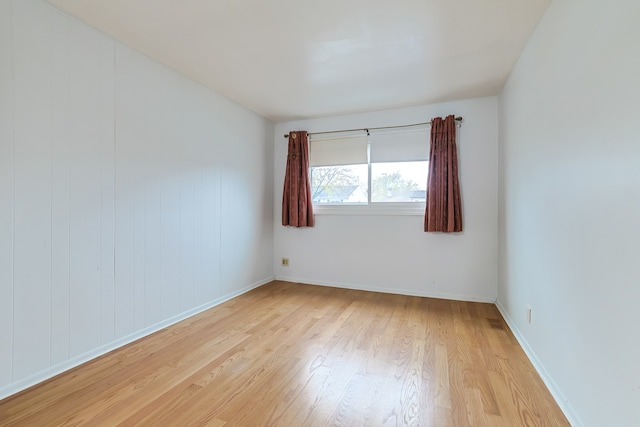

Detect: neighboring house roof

[409,190,426,200]
[314,185,359,202]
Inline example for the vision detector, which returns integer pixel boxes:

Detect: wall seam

[112,43,117,340]
[48,4,53,369]
[9,0,16,383]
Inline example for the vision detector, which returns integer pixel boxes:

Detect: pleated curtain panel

[424,115,463,232]
[282,130,314,227]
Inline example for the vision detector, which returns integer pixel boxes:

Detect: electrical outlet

[281,258,289,267]
[527,307,532,324]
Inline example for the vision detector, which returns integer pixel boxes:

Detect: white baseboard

[0,276,274,401]
[495,300,582,427]
[275,276,496,303]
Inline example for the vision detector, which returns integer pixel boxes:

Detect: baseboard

[495,300,582,427]
[275,276,496,303]
[0,276,274,402]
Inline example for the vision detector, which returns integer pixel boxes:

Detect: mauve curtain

[282,130,314,227]
[424,115,463,232]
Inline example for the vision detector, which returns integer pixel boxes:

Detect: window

[309,132,368,205]
[311,164,368,204]
[371,161,427,203]
[309,128,429,214]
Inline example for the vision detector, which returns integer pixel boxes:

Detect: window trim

[313,202,426,216]
[310,161,429,216]
[309,128,430,216]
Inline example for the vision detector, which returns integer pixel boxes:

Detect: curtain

[424,115,463,232]
[282,130,314,227]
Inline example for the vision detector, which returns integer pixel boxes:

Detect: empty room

[0,0,638,425]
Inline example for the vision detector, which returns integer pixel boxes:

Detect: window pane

[371,161,428,203]
[311,164,368,204]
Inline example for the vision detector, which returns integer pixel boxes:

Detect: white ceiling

[46,0,551,122]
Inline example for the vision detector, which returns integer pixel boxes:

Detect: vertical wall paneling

[213,171,222,300]
[50,10,71,365]
[132,122,146,331]
[143,156,162,327]
[194,160,204,304]
[99,40,116,346]
[192,119,204,304]
[201,165,218,303]
[114,148,134,341]
[161,149,182,318]
[158,85,181,320]
[12,0,53,378]
[207,123,222,303]
[193,108,209,302]
[219,178,233,295]
[180,169,196,312]
[66,20,109,358]
[129,68,149,331]
[219,124,246,295]
[1,2,274,398]
[113,46,136,340]
[0,0,15,387]
[179,108,196,312]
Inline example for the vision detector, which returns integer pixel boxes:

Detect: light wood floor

[0,281,569,426]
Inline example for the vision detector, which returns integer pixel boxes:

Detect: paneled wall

[0,0,274,398]
[0,0,14,390]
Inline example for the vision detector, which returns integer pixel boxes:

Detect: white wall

[274,97,499,302]
[498,0,640,425]
[0,0,274,398]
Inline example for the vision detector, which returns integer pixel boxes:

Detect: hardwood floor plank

[464,387,488,427]
[0,281,570,426]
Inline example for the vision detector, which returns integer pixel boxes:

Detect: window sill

[313,203,426,216]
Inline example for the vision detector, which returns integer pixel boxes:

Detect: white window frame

[312,202,426,216]
[310,129,429,216]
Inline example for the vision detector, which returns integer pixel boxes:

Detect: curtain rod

[283,116,463,138]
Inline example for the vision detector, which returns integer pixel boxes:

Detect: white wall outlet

[281,258,289,267]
